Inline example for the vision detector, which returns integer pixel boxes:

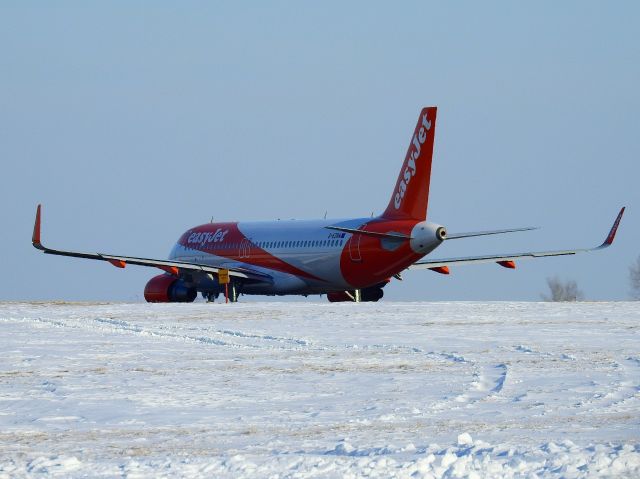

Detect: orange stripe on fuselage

[178,223,324,282]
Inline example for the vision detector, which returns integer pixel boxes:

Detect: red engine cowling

[144,274,197,303]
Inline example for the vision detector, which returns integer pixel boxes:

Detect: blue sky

[1,2,638,301]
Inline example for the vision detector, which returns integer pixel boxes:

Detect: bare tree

[542,276,584,302]
[630,255,640,300]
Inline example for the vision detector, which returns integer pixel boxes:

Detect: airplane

[32,107,625,303]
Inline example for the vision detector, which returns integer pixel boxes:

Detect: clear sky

[1,2,638,301]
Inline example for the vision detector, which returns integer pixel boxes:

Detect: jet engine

[144,274,197,303]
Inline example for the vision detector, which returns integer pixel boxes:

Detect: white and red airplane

[32,107,625,303]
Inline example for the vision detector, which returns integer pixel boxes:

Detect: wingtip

[601,206,625,247]
[32,204,42,248]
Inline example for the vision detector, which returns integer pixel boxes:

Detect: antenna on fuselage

[324,211,327,219]
[210,216,214,223]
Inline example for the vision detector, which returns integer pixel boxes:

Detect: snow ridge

[3,437,639,478]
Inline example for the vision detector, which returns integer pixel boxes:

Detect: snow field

[0,301,638,477]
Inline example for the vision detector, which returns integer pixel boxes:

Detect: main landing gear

[326,286,384,303]
[226,282,239,303]
[202,282,240,303]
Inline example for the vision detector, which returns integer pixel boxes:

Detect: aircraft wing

[410,207,625,273]
[31,205,273,284]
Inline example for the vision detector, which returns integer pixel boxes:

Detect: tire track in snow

[92,318,247,348]
[509,343,640,416]
[3,316,315,351]
[452,363,508,405]
[94,319,313,349]
[214,328,311,346]
[2,316,248,349]
[338,343,510,413]
[341,343,470,364]
[576,356,640,415]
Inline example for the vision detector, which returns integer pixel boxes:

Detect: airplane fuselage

[169,217,445,296]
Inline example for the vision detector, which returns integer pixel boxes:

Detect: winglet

[600,207,625,247]
[32,204,43,249]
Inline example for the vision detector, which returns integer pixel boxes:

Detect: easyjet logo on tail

[394,112,432,209]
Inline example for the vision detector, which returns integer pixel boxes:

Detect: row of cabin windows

[194,239,345,251]
[255,239,344,249]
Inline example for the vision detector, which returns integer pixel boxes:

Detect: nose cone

[410,221,446,255]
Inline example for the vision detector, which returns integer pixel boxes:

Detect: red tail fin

[382,107,437,220]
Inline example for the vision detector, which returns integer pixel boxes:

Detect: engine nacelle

[144,274,197,303]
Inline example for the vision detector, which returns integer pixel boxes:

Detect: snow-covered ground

[1,301,638,478]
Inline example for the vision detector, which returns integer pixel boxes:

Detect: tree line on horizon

[542,255,640,302]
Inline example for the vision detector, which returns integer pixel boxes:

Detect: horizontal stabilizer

[411,207,625,270]
[445,226,537,240]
